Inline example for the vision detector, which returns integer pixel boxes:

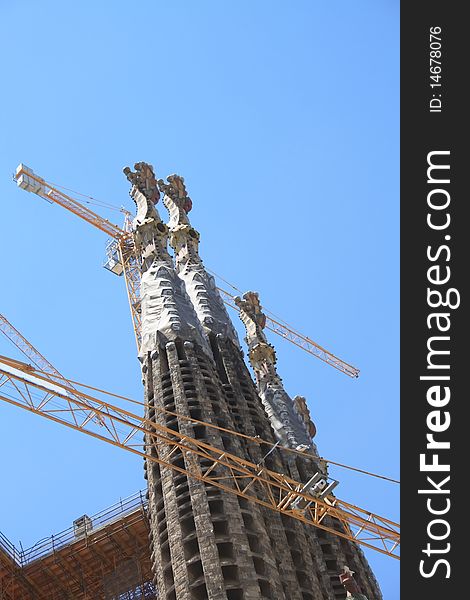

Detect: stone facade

[124,163,382,600]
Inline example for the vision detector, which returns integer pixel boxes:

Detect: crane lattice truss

[14,165,359,378]
[0,314,106,426]
[0,314,63,376]
[0,357,399,559]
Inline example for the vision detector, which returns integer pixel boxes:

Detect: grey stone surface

[123,163,212,360]
[125,163,383,600]
[159,173,239,346]
[235,291,319,456]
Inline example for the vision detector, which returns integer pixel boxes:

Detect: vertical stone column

[214,334,327,600]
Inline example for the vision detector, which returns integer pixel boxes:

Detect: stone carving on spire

[235,291,318,453]
[158,173,239,345]
[123,163,211,358]
[293,395,317,438]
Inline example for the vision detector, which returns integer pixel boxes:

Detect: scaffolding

[0,490,155,599]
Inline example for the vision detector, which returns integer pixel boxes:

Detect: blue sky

[0,1,399,597]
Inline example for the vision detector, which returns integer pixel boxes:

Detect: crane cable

[46,181,128,214]
[206,267,297,329]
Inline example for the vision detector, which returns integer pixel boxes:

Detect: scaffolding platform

[0,490,155,599]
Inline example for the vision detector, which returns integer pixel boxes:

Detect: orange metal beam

[14,166,123,238]
[0,359,399,559]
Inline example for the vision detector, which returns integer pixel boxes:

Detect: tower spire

[123,162,211,358]
[235,291,318,453]
[158,174,239,345]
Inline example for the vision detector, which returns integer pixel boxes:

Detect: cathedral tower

[124,162,382,600]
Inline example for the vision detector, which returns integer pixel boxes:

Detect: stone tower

[123,163,382,600]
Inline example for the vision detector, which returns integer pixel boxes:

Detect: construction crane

[14,164,360,378]
[0,354,399,559]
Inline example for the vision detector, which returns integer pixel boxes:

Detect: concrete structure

[124,162,382,600]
